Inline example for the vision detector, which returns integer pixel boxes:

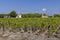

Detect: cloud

[42,8,47,12]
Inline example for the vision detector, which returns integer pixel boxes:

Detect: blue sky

[0,0,60,15]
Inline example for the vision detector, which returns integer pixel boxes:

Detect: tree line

[0,11,60,18]
[0,11,17,18]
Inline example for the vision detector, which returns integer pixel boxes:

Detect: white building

[16,14,21,18]
[41,15,48,18]
[41,8,48,18]
[41,14,48,18]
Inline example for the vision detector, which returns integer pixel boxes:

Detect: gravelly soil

[0,31,59,40]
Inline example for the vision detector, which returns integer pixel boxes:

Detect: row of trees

[0,11,17,18]
[0,11,60,18]
[21,13,42,18]
[21,14,60,18]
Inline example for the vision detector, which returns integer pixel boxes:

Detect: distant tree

[21,14,28,18]
[43,13,47,16]
[21,13,41,18]
[53,14,60,17]
[9,11,17,17]
[48,16,52,18]
[0,14,9,18]
[0,14,4,18]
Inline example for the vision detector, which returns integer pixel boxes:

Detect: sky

[0,0,60,15]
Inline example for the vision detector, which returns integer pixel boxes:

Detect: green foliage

[42,13,47,16]
[21,13,41,18]
[54,14,60,17]
[0,18,60,34]
[0,14,9,18]
[9,11,17,17]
